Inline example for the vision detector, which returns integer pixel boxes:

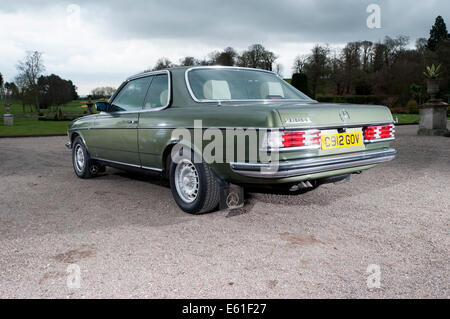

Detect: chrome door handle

[127,120,138,124]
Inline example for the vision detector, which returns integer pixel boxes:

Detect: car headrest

[160,89,168,106]
[260,82,284,99]
[203,80,231,100]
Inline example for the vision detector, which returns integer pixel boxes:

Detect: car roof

[127,66,275,80]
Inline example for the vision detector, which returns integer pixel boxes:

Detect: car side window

[110,77,152,112]
[143,74,169,109]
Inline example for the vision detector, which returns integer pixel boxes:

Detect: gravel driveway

[0,124,449,298]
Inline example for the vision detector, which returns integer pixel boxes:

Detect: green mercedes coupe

[66,66,396,214]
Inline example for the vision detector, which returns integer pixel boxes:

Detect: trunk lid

[274,102,393,128]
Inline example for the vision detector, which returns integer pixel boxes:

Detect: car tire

[169,150,221,214]
[72,136,98,179]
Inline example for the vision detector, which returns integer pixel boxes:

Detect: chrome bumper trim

[260,145,321,153]
[363,137,395,143]
[230,148,397,178]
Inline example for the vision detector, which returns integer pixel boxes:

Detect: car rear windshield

[187,68,312,101]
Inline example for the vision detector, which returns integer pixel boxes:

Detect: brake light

[266,130,321,149]
[364,124,395,142]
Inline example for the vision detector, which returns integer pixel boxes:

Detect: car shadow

[109,169,170,188]
[104,167,335,210]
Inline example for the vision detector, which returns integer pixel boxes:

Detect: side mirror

[95,101,109,112]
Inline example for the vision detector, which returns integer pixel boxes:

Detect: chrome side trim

[230,148,397,178]
[88,127,137,130]
[92,157,141,168]
[141,165,163,172]
[91,157,163,172]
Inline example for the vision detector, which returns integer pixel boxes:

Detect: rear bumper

[230,147,397,178]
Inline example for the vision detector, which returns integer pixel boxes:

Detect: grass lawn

[393,113,450,125]
[0,98,104,115]
[392,114,420,125]
[0,118,71,137]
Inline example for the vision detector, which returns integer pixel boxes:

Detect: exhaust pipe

[289,181,313,192]
[300,181,313,188]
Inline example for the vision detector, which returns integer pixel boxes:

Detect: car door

[90,76,152,166]
[138,72,172,169]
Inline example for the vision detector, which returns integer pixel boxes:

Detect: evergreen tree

[291,73,311,97]
[427,16,449,51]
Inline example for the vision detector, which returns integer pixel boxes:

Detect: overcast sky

[0,0,448,95]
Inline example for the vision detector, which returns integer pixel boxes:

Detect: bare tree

[292,55,308,73]
[104,87,116,97]
[210,47,238,66]
[180,56,198,66]
[152,57,174,71]
[329,50,345,95]
[383,35,410,65]
[91,86,116,98]
[16,51,45,113]
[237,44,277,71]
[304,45,330,98]
[15,74,33,113]
[415,38,428,55]
[372,42,388,72]
[274,63,284,76]
[360,41,373,72]
[341,42,362,93]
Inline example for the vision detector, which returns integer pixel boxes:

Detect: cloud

[0,0,448,94]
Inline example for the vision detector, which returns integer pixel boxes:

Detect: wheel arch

[69,131,89,151]
[70,131,79,144]
[162,139,204,173]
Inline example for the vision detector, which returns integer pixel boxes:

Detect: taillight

[265,129,321,149]
[364,124,395,142]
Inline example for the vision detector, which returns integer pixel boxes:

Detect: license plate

[321,132,363,150]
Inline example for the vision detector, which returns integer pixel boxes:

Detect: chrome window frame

[106,70,171,114]
[184,66,313,103]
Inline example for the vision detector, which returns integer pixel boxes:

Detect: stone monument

[418,64,449,136]
[3,103,13,126]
